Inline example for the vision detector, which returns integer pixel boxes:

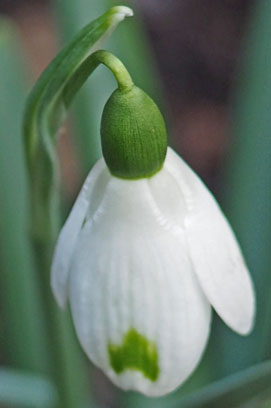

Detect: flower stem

[92,50,134,91]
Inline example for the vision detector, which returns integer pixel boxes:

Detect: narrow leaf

[0,17,49,373]
[0,368,58,408]
[23,6,133,240]
[175,361,271,408]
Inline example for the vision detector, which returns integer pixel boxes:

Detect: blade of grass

[0,17,50,373]
[53,0,163,177]
[173,361,271,408]
[213,0,271,377]
[0,368,58,408]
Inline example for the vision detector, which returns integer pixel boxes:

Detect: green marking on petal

[108,328,159,381]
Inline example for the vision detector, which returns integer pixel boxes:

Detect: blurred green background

[0,0,270,407]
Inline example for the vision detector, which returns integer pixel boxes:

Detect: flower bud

[101,85,167,179]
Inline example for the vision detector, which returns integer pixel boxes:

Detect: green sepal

[101,85,168,179]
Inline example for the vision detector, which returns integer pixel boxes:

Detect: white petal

[51,158,110,308]
[165,147,255,335]
[69,175,211,396]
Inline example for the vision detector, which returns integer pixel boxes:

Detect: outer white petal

[69,174,211,397]
[51,158,110,308]
[165,147,255,335]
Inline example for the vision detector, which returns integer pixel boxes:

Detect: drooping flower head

[51,11,255,398]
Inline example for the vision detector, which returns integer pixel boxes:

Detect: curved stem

[92,50,134,91]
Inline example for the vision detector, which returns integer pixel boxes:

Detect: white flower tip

[227,284,256,336]
[52,286,68,310]
[235,320,254,336]
[50,267,68,310]
[55,292,67,310]
[111,6,134,19]
[238,324,253,336]
[236,300,256,336]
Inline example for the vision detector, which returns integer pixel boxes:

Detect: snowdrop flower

[51,74,255,396]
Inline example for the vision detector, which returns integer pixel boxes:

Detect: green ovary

[108,328,159,381]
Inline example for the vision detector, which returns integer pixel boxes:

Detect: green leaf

[24,6,133,241]
[0,368,58,408]
[0,16,50,373]
[175,361,271,408]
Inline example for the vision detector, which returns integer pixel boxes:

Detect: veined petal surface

[51,158,110,308]
[165,148,255,335]
[69,173,211,396]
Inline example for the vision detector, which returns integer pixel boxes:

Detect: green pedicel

[108,328,159,381]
